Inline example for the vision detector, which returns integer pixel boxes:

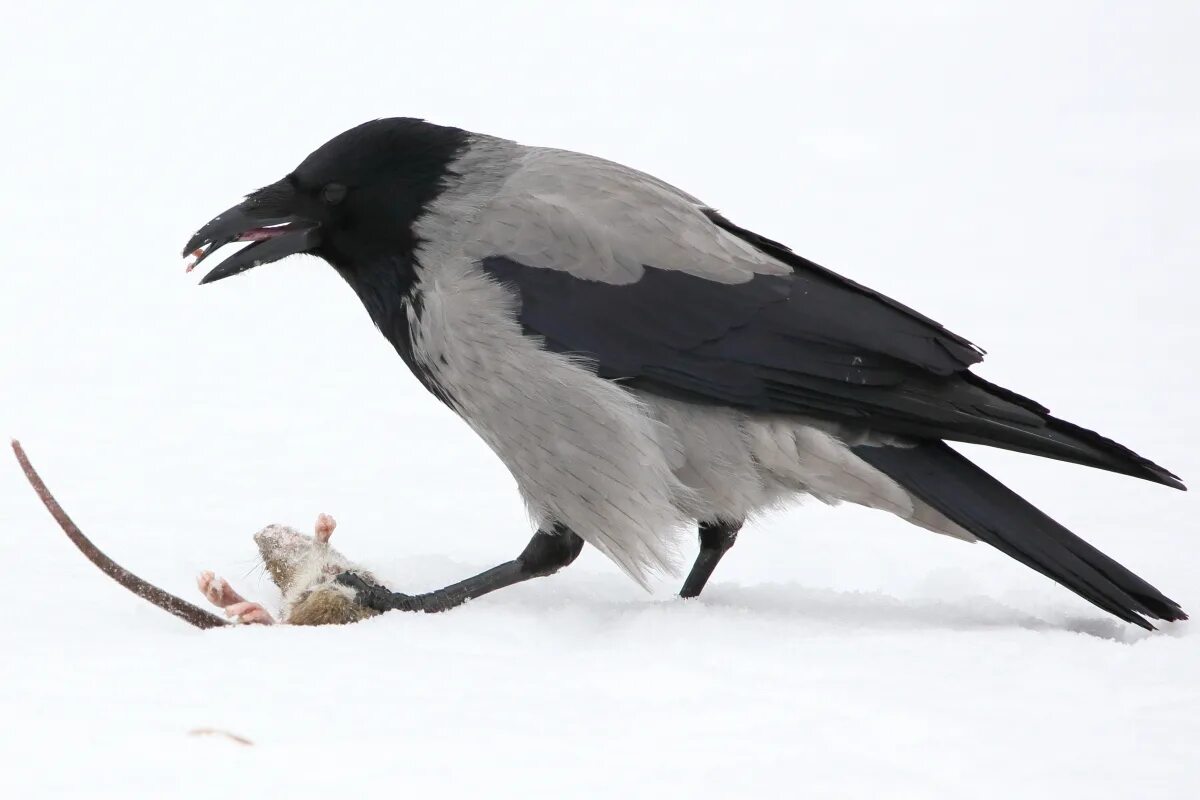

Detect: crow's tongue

[237,226,293,242]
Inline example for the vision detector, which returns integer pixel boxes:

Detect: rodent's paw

[223,601,276,625]
[335,572,411,611]
[314,513,337,542]
[196,571,248,608]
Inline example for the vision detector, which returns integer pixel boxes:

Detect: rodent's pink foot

[196,571,248,608]
[197,573,276,623]
[314,513,337,543]
[223,601,276,625]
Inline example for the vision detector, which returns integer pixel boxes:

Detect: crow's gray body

[410,135,969,583]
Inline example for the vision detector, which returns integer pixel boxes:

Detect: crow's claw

[335,571,415,611]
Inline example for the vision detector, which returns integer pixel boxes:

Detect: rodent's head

[254,525,317,593]
[253,514,342,595]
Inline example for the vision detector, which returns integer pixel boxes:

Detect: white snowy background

[2,2,1197,797]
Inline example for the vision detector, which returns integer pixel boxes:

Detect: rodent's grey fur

[254,523,379,625]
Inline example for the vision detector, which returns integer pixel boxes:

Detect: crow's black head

[183,118,468,284]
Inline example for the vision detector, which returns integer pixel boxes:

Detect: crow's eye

[322,182,347,205]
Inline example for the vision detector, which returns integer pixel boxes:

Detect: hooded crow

[185,118,1186,629]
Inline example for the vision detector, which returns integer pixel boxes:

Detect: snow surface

[2,3,1199,798]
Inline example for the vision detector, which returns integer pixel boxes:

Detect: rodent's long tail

[12,439,229,630]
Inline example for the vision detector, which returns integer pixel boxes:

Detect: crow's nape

[854,440,1187,629]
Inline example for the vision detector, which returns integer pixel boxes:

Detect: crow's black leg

[679,520,742,598]
[337,523,585,613]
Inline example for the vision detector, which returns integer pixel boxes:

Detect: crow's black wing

[482,249,1180,489]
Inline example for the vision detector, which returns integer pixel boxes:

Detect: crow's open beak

[182,180,322,284]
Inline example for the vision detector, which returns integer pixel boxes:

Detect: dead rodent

[197,513,381,626]
[12,440,376,629]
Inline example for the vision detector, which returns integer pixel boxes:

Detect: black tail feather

[854,441,1187,630]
